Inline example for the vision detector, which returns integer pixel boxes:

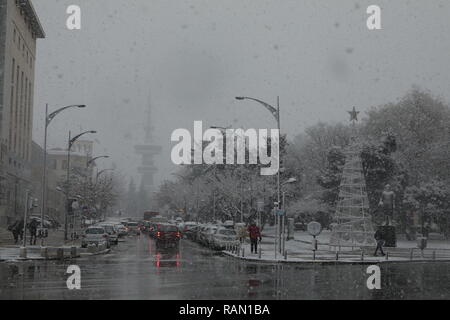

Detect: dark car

[141,221,151,233]
[294,222,307,231]
[148,223,159,238]
[155,224,181,248]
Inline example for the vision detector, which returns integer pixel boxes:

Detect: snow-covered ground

[223,226,450,264]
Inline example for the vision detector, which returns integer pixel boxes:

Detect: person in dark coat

[28,219,39,245]
[8,219,24,244]
[373,228,385,256]
[247,222,262,254]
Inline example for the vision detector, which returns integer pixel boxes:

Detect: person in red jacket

[247,222,262,254]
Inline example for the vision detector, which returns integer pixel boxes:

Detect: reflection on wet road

[1,234,449,299]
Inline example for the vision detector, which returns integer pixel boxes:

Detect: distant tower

[329,107,376,248]
[134,93,162,198]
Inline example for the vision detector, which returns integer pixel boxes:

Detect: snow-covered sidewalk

[223,227,450,264]
[0,244,110,262]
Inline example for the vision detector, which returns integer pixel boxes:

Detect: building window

[48,159,57,170]
[9,86,14,150]
[14,66,19,153]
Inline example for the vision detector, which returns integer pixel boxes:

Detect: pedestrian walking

[247,222,262,254]
[237,224,248,244]
[8,219,24,244]
[8,220,19,244]
[373,228,385,256]
[29,219,38,245]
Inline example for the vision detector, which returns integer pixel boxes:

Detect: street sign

[72,200,80,210]
[276,209,286,216]
[307,221,322,236]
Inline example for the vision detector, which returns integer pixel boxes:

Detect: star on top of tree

[348,107,360,122]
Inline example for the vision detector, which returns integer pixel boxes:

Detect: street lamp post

[65,130,96,241]
[235,96,281,256]
[41,104,86,246]
[281,177,297,254]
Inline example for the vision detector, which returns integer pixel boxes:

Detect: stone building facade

[0,0,44,226]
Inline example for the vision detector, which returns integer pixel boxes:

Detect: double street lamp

[87,155,109,168]
[235,96,282,257]
[41,104,86,246]
[65,130,97,240]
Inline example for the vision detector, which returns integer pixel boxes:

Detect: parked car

[211,227,239,250]
[294,222,307,231]
[97,223,119,245]
[155,224,181,248]
[182,222,198,240]
[222,220,234,229]
[197,224,209,244]
[81,226,110,248]
[114,223,128,237]
[201,225,219,247]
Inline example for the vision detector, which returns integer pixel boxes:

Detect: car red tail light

[157,232,161,238]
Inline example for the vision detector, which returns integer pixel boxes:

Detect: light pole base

[19,247,27,259]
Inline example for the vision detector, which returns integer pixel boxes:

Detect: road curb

[0,247,111,263]
[221,250,450,265]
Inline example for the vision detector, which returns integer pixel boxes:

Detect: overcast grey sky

[32,0,450,186]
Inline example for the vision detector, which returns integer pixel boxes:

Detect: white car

[203,225,219,247]
[81,226,110,248]
[211,227,239,250]
[114,224,128,237]
[97,223,119,245]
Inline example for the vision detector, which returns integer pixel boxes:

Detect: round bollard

[19,247,27,259]
[56,248,64,260]
[40,247,48,259]
[88,244,96,253]
[70,246,77,258]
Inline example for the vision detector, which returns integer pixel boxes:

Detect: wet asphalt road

[0,234,449,300]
